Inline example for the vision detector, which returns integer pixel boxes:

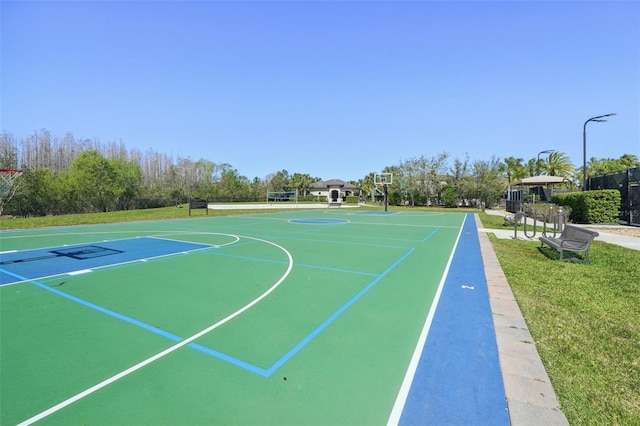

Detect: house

[310,179,360,204]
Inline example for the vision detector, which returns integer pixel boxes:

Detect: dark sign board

[189,198,208,215]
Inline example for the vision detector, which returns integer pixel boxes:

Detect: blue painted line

[399,214,509,425]
[295,263,379,277]
[8,271,184,343]
[210,249,380,277]
[265,248,415,377]
[289,218,349,224]
[248,234,414,250]
[207,251,289,265]
[421,226,441,242]
[187,343,269,376]
[352,211,398,215]
[0,268,31,283]
[11,268,270,374]
[5,236,422,379]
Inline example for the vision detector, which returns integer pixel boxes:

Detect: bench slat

[539,225,598,263]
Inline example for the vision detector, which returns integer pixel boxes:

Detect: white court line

[146,234,241,248]
[386,214,467,425]
[67,269,92,276]
[17,235,294,426]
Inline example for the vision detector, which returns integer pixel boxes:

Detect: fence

[588,166,640,226]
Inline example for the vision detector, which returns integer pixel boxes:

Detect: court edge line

[386,214,468,426]
[16,236,294,426]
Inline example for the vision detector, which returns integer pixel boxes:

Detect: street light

[537,149,554,175]
[583,113,616,190]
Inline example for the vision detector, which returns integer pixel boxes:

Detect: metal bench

[539,224,599,264]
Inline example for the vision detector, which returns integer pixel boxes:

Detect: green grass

[0,204,465,230]
[488,232,640,425]
[0,204,296,230]
[2,206,639,423]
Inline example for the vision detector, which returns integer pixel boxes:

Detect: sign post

[189,198,209,216]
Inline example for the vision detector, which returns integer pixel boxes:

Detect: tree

[441,187,458,207]
[399,152,448,206]
[361,172,376,203]
[382,165,402,205]
[218,166,250,201]
[248,177,267,202]
[619,153,640,168]
[289,173,315,196]
[68,150,117,212]
[525,158,537,177]
[0,171,24,216]
[448,155,474,206]
[111,158,142,210]
[545,151,574,177]
[501,157,525,186]
[0,132,19,170]
[4,168,61,216]
[267,170,290,192]
[471,156,503,208]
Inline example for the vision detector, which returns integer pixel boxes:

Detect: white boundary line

[386,214,467,425]
[17,235,293,426]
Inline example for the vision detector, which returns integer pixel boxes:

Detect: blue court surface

[0,237,212,285]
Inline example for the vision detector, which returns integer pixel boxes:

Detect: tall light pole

[583,113,616,190]
[537,150,554,175]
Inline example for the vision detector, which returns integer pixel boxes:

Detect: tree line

[1,130,638,217]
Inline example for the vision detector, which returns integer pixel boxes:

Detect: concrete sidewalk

[482,209,640,251]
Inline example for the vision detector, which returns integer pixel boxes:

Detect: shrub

[441,187,458,207]
[552,190,620,223]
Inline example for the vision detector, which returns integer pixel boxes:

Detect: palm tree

[525,158,537,177]
[619,153,640,168]
[545,151,574,177]
[502,156,525,186]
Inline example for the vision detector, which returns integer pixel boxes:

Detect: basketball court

[1,209,509,425]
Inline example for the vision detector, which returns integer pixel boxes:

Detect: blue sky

[2,0,639,182]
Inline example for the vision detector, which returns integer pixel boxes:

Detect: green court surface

[1,210,465,425]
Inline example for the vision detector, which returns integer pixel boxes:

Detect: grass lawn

[0,204,294,230]
[2,206,638,423]
[488,232,640,425]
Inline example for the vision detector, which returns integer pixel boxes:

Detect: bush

[552,190,620,224]
[441,187,458,207]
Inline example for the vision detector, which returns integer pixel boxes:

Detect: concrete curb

[475,214,569,425]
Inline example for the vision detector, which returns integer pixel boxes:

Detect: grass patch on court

[488,234,640,425]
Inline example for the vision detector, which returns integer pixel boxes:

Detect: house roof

[310,179,359,189]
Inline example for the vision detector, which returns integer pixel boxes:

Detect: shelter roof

[512,176,573,186]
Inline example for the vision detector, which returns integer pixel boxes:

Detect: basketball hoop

[0,169,23,198]
[374,172,393,186]
[374,172,393,212]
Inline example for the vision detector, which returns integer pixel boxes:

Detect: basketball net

[0,169,23,198]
